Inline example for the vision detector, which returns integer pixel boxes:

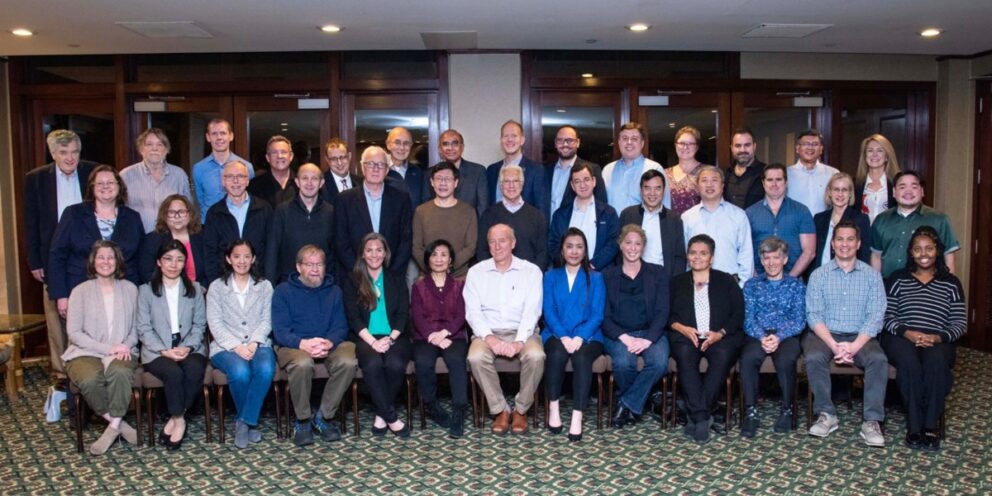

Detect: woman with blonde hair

[854,134,901,223]
[808,173,872,278]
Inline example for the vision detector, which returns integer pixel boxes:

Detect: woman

[343,233,412,437]
[410,240,468,438]
[854,134,901,224]
[809,173,872,277]
[602,225,670,429]
[664,126,708,214]
[543,228,605,441]
[881,226,966,452]
[669,234,744,444]
[61,241,140,456]
[208,239,275,449]
[740,237,805,438]
[139,194,206,284]
[137,240,207,450]
[120,128,193,233]
[412,162,478,278]
[49,164,144,320]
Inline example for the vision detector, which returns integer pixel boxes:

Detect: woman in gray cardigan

[62,240,140,456]
[207,239,275,449]
[137,240,207,450]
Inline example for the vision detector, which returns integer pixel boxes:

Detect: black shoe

[711,408,728,435]
[568,432,583,442]
[649,391,664,411]
[694,418,711,444]
[611,404,633,429]
[774,406,794,433]
[158,428,170,446]
[448,408,465,438]
[428,403,451,429]
[371,425,388,437]
[922,430,941,452]
[293,420,314,447]
[389,423,410,438]
[741,406,759,438]
[312,416,342,442]
[683,418,696,438]
[905,432,923,450]
[548,424,563,434]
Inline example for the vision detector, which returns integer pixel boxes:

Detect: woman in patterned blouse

[664,126,709,214]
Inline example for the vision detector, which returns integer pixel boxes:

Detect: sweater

[412,200,478,278]
[265,196,335,284]
[883,270,967,343]
[271,273,348,349]
[477,202,548,270]
[206,276,274,358]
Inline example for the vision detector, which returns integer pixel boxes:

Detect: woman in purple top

[411,239,468,438]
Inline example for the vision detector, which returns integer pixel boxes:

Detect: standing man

[248,135,296,209]
[120,128,192,233]
[321,138,360,207]
[871,171,959,278]
[544,125,606,220]
[478,164,548,268]
[425,129,489,217]
[192,118,254,224]
[602,122,665,213]
[203,161,272,283]
[745,163,816,277]
[548,163,620,270]
[681,166,753,286]
[385,126,425,209]
[724,127,766,209]
[265,163,335,284]
[487,120,546,213]
[787,129,838,216]
[619,169,686,282]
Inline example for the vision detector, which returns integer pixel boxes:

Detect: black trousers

[739,336,801,407]
[881,333,956,433]
[355,337,412,423]
[144,354,208,417]
[543,338,603,411]
[412,339,469,409]
[669,332,742,423]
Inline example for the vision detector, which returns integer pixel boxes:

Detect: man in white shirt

[682,166,754,286]
[786,129,839,216]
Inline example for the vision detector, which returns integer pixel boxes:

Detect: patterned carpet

[1,348,991,495]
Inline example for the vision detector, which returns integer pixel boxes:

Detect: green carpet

[1,348,990,495]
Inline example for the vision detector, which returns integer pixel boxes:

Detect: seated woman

[740,236,805,438]
[139,194,206,284]
[343,233,412,438]
[410,240,469,438]
[669,234,744,444]
[207,239,275,449]
[881,226,966,452]
[603,225,671,429]
[543,228,605,441]
[61,240,140,456]
[137,240,207,450]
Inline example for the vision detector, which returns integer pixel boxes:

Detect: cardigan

[136,281,206,364]
[207,276,274,358]
[669,269,744,338]
[601,262,670,342]
[61,278,139,367]
[342,270,409,339]
[541,267,606,344]
[410,276,467,342]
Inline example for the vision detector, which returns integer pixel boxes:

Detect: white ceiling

[2,0,991,56]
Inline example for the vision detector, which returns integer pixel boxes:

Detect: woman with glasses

[808,173,871,278]
[664,126,709,215]
[412,161,477,278]
[139,194,206,284]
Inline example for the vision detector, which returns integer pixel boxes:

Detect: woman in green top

[343,233,412,437]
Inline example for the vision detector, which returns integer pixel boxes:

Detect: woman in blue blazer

[548,162,620,270]
[542,227,605,441]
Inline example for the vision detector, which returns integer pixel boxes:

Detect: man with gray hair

[203,160,273,283]
[478,164,548,268]
[120,128,192,232]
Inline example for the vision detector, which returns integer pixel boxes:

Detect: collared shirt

[226,195,251,236]
[120,161,192,233]
[389,162,408,179]
[605,155,660,213]
[743,274,806,341]
[364,184,383,233]
[745,197,815,274]
[568,200,598,258]
[860,174,889,224]
[806,259,886,337]
[786,161,838,216]
[871,205,960,277]
[550,158,576,215]
[493,156,522,203]
[330,172,352,192]
[682,200,753,286]
[502,198,525,214]
[642,207,664,265]
[231,277,250,309]
[192,153,254,223]
[463,256,543,342]
[55,167,82,222]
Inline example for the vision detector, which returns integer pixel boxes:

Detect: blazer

[207,277,273,358]
[387,164,426,210]
[322,172,361,206]
[47,201,144,300]
[601,262,670,342]
[618,204,687,282]
[487,156,546,214]
[334,182,412,276]
[342,270,409,337]
[541,268,606,344]
[668,269,744,339]
[24,160,96,273]
[138,231,207,284]
[809,206,872,276]
[136,281,207,364]
[61,278,139,365]
[541,157,607,220]
[203,194,273,284]
[424,160,489,218]
[548,199,620,270]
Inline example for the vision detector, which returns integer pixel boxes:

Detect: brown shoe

[511,411,528,435]
[491,410,510,435]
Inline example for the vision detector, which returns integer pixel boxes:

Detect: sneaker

[312,415,342,442]
[235,419,251,449]
[774,407,794,433]
[808,413,839,437]
[293,420,314,447]
[860,421,885,447]
[741,406,759,438]
[249,427,263,444]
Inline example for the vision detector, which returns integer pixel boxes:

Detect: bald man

[385,126,426,209]
[204,160,273,283]
[266,163,336,283]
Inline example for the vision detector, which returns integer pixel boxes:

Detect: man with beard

[723,128,766,209]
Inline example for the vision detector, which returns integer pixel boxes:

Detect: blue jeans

[211,347,277,426]
[604,332,670,415]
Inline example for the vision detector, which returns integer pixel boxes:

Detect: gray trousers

[277,342,357,421]
[803,332,888,421]
[65,356,138,418]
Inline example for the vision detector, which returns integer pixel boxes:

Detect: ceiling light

[556,108,567,113]
[920,28,941,38]
[319,25,342,33]
[280,122,288,126]
[11,28,33,37]
[581,73,594,78]
[626,23,650,32]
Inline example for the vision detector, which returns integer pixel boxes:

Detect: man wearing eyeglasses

[425,129,489,218]
[385,126,426,210]
[321,138,360,206]
[265,163,336,284]
[787,129,839,216]
[487,120,546,217]
[203,160,273,283]
[192,118,254,224]
[248,135,297,209]
[543,125,606,221]
[478,164,548,268]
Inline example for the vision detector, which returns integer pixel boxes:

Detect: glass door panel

[643,107,719,167]
[531,91,623,166]
[741,108,812,166]
[343,92,439,171]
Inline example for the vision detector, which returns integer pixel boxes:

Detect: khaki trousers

[467,332,545,415]
[277,342,357,421]
[65,356,138,418]
[44,286,67,375]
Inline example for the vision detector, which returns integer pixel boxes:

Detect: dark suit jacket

[618,205,687,281]
[809,206,872,276]
[487,156,546,215]
[541,157,606,220]
[601,262,670,342]
[138,230,207,284]
[334,182,412,277]
[47,201,144,300]
[247,170,296,209]
[387,163,426,210]
[203,195,273,284]
[321,172,361,207]
[549,199,620,270]
[423,160,489,217]
[24,160,96,273]
[669,269,744,338]
[341,269,409,338]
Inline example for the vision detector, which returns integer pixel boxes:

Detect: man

[203,161,272,283]
[424,129,488,217]
[321,138,360,206]
[544,125,606,220]
[24,130,95,380]
[334,146,413,277]
[871,171,959,278]
[265,163,334,284]
[478,164,548,268]
[602,122,666,213]
[465,224,545,435]
[548,163,620,270]
[486,120,546,213]
[805,220,888,447]
[272,245,357,446]
[724,127,766,209]
[619,169,686,282]
[745,163,816,277]
[192,118,254,224]
[681,166,754,286]
[248,135,296,208]
[412,162,477,278]
[786,129,838,216]
[120,128,192,233]
[385,126,425,209]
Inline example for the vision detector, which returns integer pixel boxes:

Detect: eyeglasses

[166,209,189,218]
[433,176,455,184]
[300,262,325,270]
[501,179,522,186]
[440,140,462,147]
[362,161,388,170]
[160,255,186,264]
[675,141,698,148]
[618,136,641,143]
[223,174,248,181]
[389,140,413,147]
[798,141,822,149]
[554,138,577,145]
[94,181,118,188]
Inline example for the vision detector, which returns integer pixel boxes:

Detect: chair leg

[725,374,733,433]
[468,374,477,429]
[660,375,668,430]
[132,388,143,447]
[406,375,414,429]
[596,373,603,430]
[792,375,799,429]
[146,389,155,447]
[273,382,283,440]
[283,381,292,439]
[738,374,745,429]
[470,375,482,428]
[216,385,225,444]
[607,374,614,425]
[74,391,85,453]
[670,373,679,428]
[351,380,359,436]
[806,381,813,430]
[203,385,212,444]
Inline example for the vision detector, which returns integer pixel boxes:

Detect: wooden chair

[669,358,736,431]
[69,367,144,453]
[142,366,212,446]
[737,356,800,429]
[213,367,287,444]
[415,358,478,430]
[544,354,609,430]
[0,335,17,404]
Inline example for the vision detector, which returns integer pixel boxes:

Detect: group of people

[23,119,963,455]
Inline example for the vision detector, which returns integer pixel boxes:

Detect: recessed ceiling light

[556,108,567,113]
[920,28,941,38]
[11,28,33,37]
[280,122,288,126]
[581,73,594,78]
[319,25,342,33]
[281,128,288,132]
[711,109,718,114]
[626,23,651,32]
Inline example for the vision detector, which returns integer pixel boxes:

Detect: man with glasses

[603,122,665,213]
[385,126,426,210]
[121,128,192,233]
[787,129,839,216]
[266,163,335,284]
[487,120,546,215]
[248,135,296,209]
[193,118,254,224]
[724,127,766,210]
[543,125,606,220]
[203,160,273,283]
[424,129,489,217]
[478,164,548,268]
[322,138,360,206]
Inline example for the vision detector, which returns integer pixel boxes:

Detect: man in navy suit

[543,125,606,220]
[385,126,425,210]
[487,120,545,214]
[23,129,95,378]
[322,138,360,206]
[424,129,489,217]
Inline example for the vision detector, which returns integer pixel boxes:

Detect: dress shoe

[427,404,451,429]
[694,418,711,444]
[905,432,923,450]
[449,407,465,438]
[511,411,529,434]
[611,404,633,429]
[774,406,794,433]
[741,405,759,438]
[568,432,583,442]
[922,430,941,452]
[491,410,511,435]
[389,423,410,439]
[371,425,388,437]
